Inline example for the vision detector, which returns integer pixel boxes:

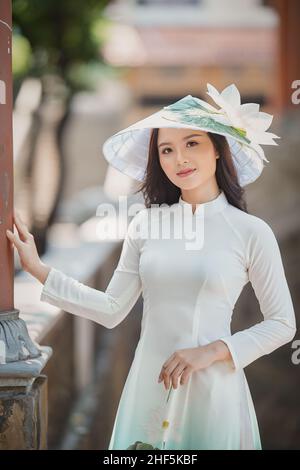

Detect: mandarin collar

[177,190,228,217]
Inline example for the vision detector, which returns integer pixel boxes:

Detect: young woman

[7,84,297,450]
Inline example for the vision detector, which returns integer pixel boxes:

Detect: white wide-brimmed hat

[102,83,280,187]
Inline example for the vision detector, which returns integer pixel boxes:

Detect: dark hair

[134,128,248,213]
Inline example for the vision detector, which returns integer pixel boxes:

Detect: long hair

[134,128,248,213]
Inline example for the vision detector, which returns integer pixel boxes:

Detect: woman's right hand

[6,210,51,284]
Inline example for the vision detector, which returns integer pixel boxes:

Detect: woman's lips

[176,168,196,177]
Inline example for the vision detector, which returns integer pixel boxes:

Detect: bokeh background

[6,0,300,449]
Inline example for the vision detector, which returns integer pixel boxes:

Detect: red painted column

[0,0,14,313]
[0,0,49,366]
[268,0,300,112]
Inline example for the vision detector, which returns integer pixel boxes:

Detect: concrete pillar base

[0,309,42,364]
[0,345,52,449]
[0,375,49,449]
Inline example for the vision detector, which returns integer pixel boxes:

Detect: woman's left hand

[157,341,230,390]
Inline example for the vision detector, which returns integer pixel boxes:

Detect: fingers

[13,210,31,242]
[171,364,187,389]
[6,228,23,250]
[159,357,181,390]
[158,353,176,383]
[180,369,190,386]
[5,209,32,251]
[158,352,191,390]
[6,230,14,250]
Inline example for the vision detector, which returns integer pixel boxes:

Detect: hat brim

[102,106,265,187]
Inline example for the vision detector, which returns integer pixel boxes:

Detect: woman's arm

[219,218,297,371]
[7,209,144,329]
[34,263,51,284]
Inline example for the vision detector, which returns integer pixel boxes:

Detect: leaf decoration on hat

[161,94,252,147]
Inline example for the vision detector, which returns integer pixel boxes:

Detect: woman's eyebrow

[158,134,204,148]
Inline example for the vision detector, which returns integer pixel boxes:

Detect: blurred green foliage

[12,31,32,77]
[12,0,113,91]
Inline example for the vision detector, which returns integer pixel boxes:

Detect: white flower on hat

[206,83,280,162]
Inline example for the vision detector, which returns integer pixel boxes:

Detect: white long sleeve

[40,210,145,329]
[220,218,297,371]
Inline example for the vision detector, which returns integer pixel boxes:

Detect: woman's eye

[161,147,172,155]
[161,141,197,155]
[187,141,198,147]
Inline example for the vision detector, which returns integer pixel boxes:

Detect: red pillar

[0,0,14,312]
[270,0,300,112]
[0,0,41,362]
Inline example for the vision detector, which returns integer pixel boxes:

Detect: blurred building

[102,0,278,125]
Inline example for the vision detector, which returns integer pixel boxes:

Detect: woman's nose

[176,150,189,164]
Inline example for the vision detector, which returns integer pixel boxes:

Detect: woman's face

[157,128,219,190]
